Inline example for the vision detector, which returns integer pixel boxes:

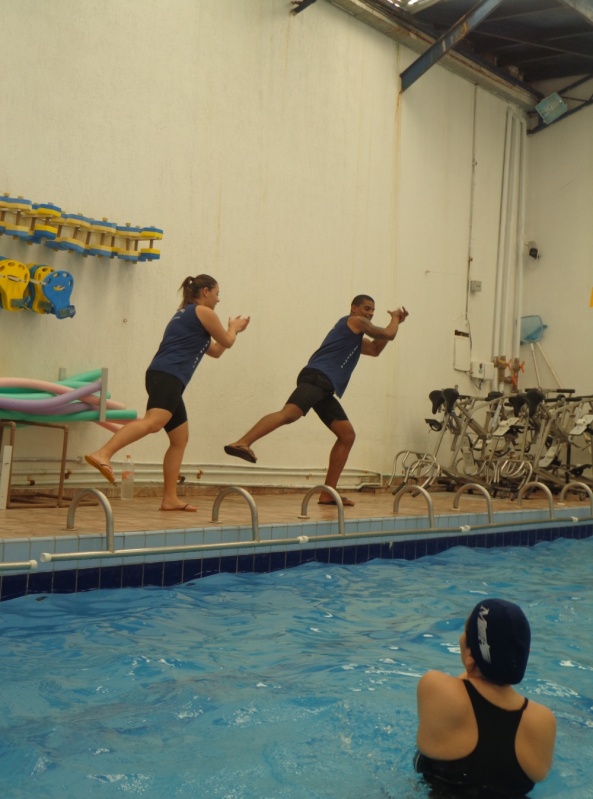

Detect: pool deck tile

[1,487,592,599]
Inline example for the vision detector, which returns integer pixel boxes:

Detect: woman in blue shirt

[85,274,249,510]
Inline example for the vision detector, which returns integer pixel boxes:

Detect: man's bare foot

[318,495,355,507]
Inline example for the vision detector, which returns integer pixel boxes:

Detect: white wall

[0,0,550,486]
[523,94,593,394]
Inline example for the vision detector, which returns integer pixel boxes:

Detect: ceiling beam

[400,0,506,92]
[470,22,593,60]
[327,0,541,108]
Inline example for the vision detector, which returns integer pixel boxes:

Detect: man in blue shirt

[224,296,408,506]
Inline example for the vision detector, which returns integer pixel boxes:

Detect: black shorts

[286,367,348,428]
[145,370,187,433]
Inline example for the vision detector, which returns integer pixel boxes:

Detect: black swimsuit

[414,680,535,797]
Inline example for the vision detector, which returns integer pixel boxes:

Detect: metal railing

[517,481,554,518]
[392,484,435,528]
[0,480,586,571]
[453,483,494,523]
[298,485,345,535]
[211,485,260,540]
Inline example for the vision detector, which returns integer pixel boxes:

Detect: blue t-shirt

[148,304,211,387]
[306,316,363,397]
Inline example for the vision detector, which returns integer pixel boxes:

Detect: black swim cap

[466,598,531,685]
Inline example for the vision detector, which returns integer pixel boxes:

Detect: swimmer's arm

[521,703,557,781]
[416,670,468,757]
[351,308,408,357]
[197,307,250,358]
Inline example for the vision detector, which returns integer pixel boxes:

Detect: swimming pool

[0,537,591,798]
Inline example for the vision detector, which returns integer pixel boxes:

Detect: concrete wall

[1,0,584,488]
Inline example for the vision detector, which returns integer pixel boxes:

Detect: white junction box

[470,360,485,378]
[470,360,495,381]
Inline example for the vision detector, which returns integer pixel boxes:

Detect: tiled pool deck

[1,487,592,601]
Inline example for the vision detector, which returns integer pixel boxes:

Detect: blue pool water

[1,537,592,798]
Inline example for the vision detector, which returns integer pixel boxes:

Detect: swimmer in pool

[414,598,556,797]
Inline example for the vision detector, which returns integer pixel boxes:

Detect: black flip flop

[224,444,257,464]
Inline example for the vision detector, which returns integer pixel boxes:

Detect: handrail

[36,504,593,565]
[392,484,435,528]
[517,481,554,518]
[558,481,593,515]
[298,485,345,535]
[452,483,494,523]
[211,485,259,541]
[0,559,38,572]
[66,488,114,551]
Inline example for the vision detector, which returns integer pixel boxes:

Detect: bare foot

[318,495,355,507]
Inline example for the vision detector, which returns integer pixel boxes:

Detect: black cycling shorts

[145,369,187,433]
[286,367,348,428]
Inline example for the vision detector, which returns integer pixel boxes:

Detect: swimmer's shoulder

[417,670,470,716]
[515,696,556,782]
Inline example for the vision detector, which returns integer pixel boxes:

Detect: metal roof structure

[291,0,593,133]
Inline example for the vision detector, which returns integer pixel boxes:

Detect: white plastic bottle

[120,454,135,501]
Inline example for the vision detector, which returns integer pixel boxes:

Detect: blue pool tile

[252,552,271,573]
[222,527,241,544]
[52,568,77,594]
[579,523,593,540]
[380,541,395,559]
[425,538,439,556]
[367,543,382,561]
[285,549,302,569]
[300,549,317,566]
[201,557,220,579]
[100,565,123,590]
[355,544,369,564]
[237,554,255,573]
[1,573,28,601]
[161,532,186,560]
[407,539,420,559]
[142,562,164,587]
[27,570,54,596]
[387,542,403,559]
[182,558,202,582]
[220,555,238,574]
[164,560,183,586]
[329,546,343,565]
[122,562,144,588]
[341,545,357,564]
[3,539,31,563]
[268,524,288,541]
[270,550,287,571]
[415,538,427,559]
[77,568,100,593]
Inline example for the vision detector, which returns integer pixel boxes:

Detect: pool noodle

[0,373,135,428]
[0,385,124,409]
[0,379,112,398]
[0,369,103,392]
[0,380,102,412]
[0,409,137,424]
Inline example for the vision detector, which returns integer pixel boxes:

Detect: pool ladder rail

[1,481,592,572]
